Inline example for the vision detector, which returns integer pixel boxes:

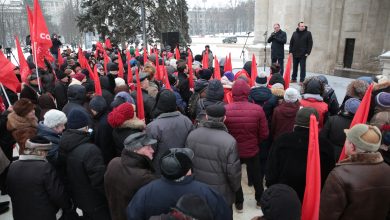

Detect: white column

[380,51,390,79]
[253,0,269,44]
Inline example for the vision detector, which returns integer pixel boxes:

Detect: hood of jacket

[296,26,308,32]
[121,149,155,171]
[250,87,273,104]
[232,79,250,102]
[59,129,91,153]
[67,84,86,104]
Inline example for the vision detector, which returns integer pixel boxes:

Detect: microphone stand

[263,31,268,71]
[240,32,251,66]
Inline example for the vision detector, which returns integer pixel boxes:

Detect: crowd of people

[0,36,389,220]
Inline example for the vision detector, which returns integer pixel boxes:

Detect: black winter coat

[112,118,145,156]
[131,89,156,124]
[178,72,193,105]
[289,26,313,58]
[267,30,287,59]
[266,127,335,202]
[6,157,71,220]
[320,112,353,160]
[93,112,116,164]
[53,81,68,110]
[59,129,111,220]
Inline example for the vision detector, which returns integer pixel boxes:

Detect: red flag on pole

[250,54,258,87]
[224,53,232,72]
[175,46,180,60]
[202,49,209,69]
[214,55,221,80]
[301,114,321,220]
[135,68,145,120]
[33,0,53,68]
[187,52,194,90]
[15,36,32,83]
[95,42,104,58]
[78,47,88,69]
[143,48,148,65]
[57,48,64,66]
[103,50,110,74]
[126,49,132,62]
[117,51,124,79]
[0,51,20,93]
[155,53,161,81]
[338,84,374,161]
[127,62,134,91]
[91,65,102,96]
[105,38,112,49]
[283,54,292,89]
[163,67,172,90]
[135,48,140,57]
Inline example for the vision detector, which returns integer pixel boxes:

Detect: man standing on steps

[268,23,287,75]
[289,22,313,84]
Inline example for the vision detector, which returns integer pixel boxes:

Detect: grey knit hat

[123,132,157,151]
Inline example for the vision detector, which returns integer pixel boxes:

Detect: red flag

[92,65,102,96]
[187,52,194,90]
[214,55,221,80]
[57,48,64,66]
[302,114,321,220]
[163,67,172,90]
[143,48,148,65]
[175,46,180,60]
[338,84,374,161]
[250,54,258,87]
[103,50,110,74]
[224,53,232,72]
[202,49,209,69]
[117,51,124,79]
[135,48,140,57]
[78,47,88,69]
[135,68,145,120]
[15,36,32,83]
[0,51,20,93]
[126,49,132,62]
[155,52,161,81]
[26,6,34,44]
[283,54,292,89]
[105,38,112,49]
[127,62,134,91]
[95,42,104,58]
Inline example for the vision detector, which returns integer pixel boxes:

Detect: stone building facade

[250,0,390,76]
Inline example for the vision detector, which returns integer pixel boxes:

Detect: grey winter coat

[146,111,194,174]
[185,121,241,205]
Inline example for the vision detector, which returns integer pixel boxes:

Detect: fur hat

[295,107,319,128]
[25,136,52,151]
[303,77,323,95]
[155,89,177,113]
[271,83,285,98]
[346,80,368,99]
[43,110,67,129]
[108,102,135,128]
[345,124,382,152]
[115,77,126,87]
[160,148,194,180]
[13,98,35,117]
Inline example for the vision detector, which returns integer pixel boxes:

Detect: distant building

[39,0,65,27]
[188,7,207,36]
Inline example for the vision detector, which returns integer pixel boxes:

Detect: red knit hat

[108,102,135,128]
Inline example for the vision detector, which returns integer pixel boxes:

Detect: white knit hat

[43,109,67,129]
[284,88,300,103]
[115,77,126,87]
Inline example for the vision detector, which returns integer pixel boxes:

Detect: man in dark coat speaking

[267,23,287,75]
[289,22,313,83]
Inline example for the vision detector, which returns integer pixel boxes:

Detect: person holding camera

[267,24,287,75]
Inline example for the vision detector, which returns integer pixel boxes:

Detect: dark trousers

[292,56,307,82]
[272,57,284,76]
[236,153,263,203]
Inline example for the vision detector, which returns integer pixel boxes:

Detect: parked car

[222,36,237,44]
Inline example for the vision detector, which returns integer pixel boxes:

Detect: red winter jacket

[300,97,328,129]
[225,80,269,158]
[271,101,300,141]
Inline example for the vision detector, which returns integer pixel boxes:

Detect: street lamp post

[1,0,7,47]
[140,0,147,51]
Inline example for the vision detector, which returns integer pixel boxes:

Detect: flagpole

[33,42,42,93]
[0,83,12,107]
